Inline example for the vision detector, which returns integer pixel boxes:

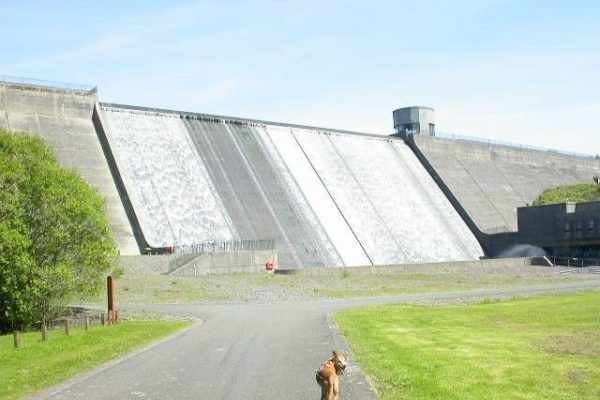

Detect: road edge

[326,313,379,400]
[27,319,202,400]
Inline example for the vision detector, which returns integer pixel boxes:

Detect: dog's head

[330,350,350,374]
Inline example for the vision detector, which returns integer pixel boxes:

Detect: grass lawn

[0,321,191,400]
[336,291,600,400]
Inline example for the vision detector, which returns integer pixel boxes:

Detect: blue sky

[1,0,599,155]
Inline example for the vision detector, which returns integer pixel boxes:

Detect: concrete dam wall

[0,82,139,255]
[98,104,484,267]
[5,80,597,266]
[413,135,600,234]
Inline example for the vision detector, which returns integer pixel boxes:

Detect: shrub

[0,130,118,333]
[532,183,600,206]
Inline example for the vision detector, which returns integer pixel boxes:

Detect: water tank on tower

[392,106,435,138]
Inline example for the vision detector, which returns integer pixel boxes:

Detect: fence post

[64,319,70,336]
[101,313,105,326]
[85,315,90,330]
[13,331,20,349]
[107,275,116,325]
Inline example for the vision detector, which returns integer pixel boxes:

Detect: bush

[532,183,600,206]
[0,130,118,333]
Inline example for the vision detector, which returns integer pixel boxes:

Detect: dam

[2,78,597,266]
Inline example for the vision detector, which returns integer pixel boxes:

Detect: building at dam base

[1,79,599,265]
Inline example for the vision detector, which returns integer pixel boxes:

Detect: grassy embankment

[0,321,191,400]
[336,291,600,400]
[99,268,597,304]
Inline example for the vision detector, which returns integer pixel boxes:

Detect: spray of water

[497,244,547,258]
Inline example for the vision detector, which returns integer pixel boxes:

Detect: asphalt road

[31,281,600,400]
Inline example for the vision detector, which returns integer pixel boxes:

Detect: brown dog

[316,350,349,400]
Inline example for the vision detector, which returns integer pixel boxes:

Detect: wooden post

[101,313,105,326]
[13,331,20,349]
[64,319,70,336]
[107,275,117,325]
[85,315,90,330]
[42,323,48,341]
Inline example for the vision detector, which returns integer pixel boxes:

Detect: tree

[0,129,118,333]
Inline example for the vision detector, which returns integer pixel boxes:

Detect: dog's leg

[326,379,335,400]
[317,370,326,400]
[332,380,339,400]
[321,383,328,400]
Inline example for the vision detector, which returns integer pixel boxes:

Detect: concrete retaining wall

[171,250,277,276]
[119,255,172,275]
[277,257,553,276]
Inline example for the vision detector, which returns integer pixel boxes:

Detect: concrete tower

[392,106,435,138]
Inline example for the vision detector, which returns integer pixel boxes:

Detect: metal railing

[167,238,276,274]
[436,131,599,159]
[0,74,97,93]
[549,256,600,268]
[175,238,275,255]
[167,253,201,275]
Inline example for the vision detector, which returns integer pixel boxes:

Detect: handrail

[0,74,97,93]
[175,238,275,255]
[167,238,276,274]
[548,256,600,268]
[436,131,599,159]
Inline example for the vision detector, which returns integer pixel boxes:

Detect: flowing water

[100,105,484,266]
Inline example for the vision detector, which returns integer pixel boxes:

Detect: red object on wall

[265,261,275,271]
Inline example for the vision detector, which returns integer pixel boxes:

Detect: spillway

[290,129,483,264]
[98,104,484,266]
[99,107,235,248]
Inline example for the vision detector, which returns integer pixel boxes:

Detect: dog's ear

[332,350,338,358]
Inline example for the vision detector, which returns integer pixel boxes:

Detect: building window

[564,221,571,238]
[403,123,419,135]
[429,123,435,136]
[575,220,583,238]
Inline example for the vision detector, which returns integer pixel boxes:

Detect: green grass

[336,291,600,400]
[0,321,191,400]
[88,269,596,304]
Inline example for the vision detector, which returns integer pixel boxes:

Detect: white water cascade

[100,107,234,247]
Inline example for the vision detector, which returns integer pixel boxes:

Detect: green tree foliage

[532,183,600,206]
[0,129,117,333]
